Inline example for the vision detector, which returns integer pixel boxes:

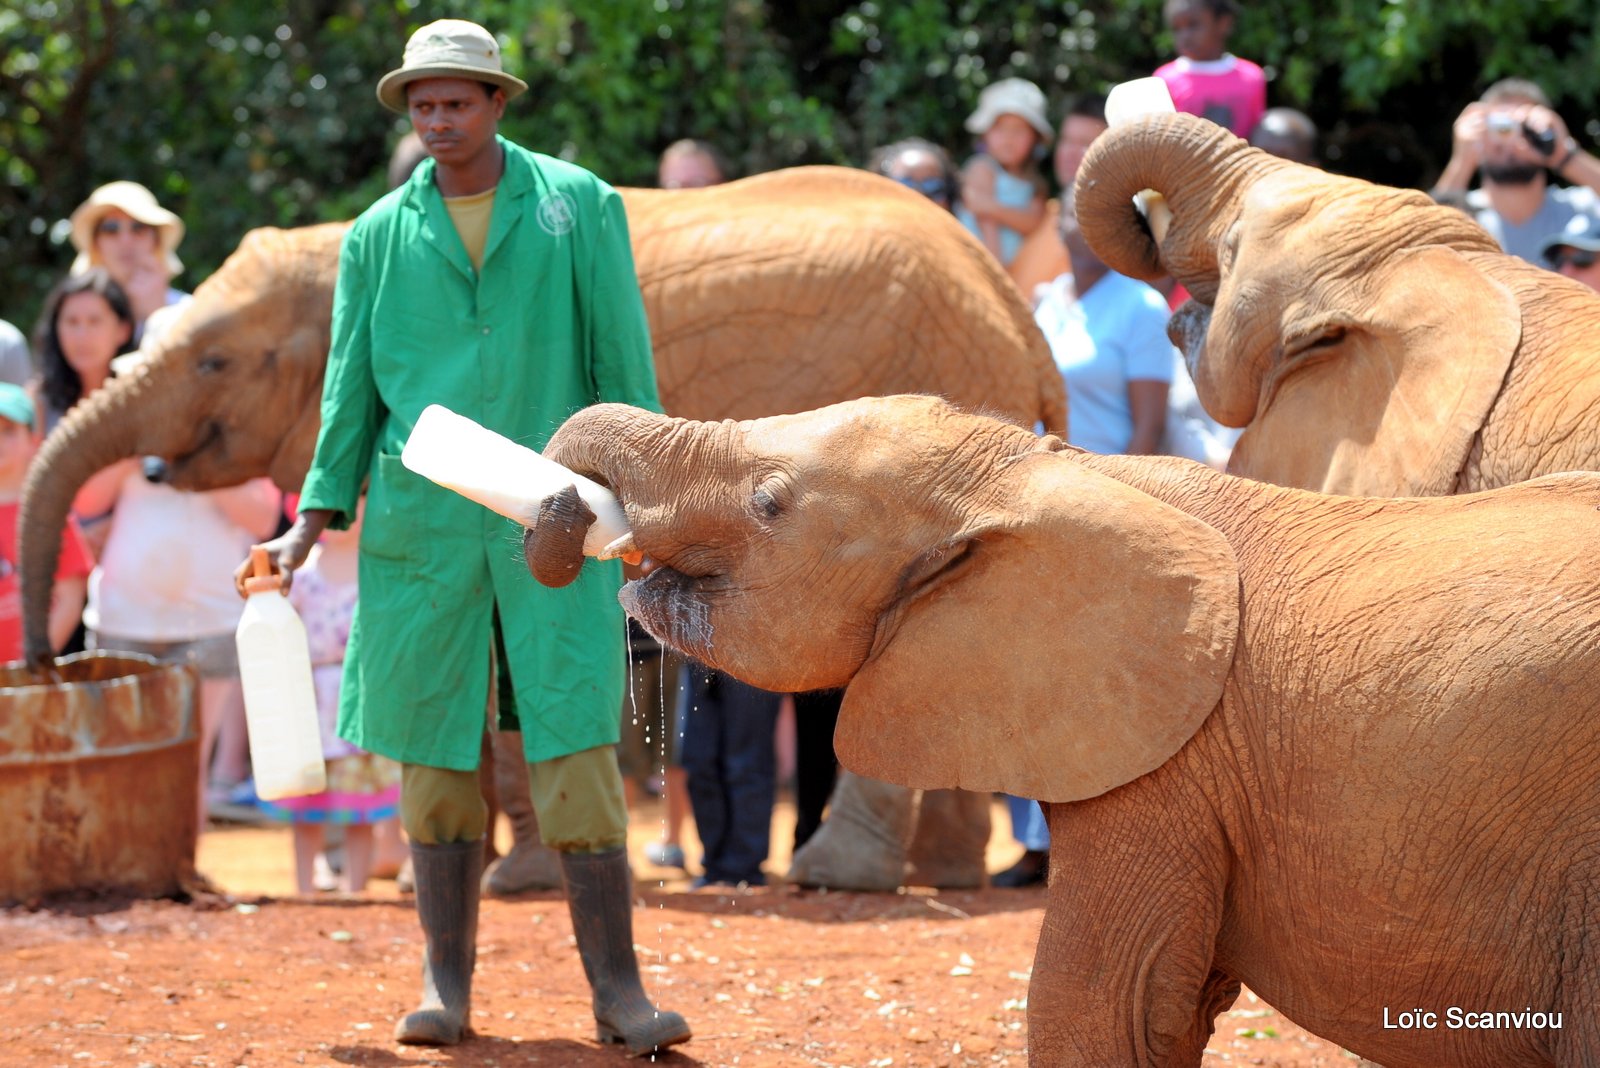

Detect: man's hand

[233,508,335,597]
[1448,101,1488,171]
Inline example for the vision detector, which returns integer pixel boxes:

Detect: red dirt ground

[2,798,1354,1067]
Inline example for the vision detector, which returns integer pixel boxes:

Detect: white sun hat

[68,181,185,277]
[965,78,1054,142]
[376,19,528,114]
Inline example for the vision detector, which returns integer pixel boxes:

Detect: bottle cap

[243,545,283,596]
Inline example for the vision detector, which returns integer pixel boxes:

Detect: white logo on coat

[536,192,577,236]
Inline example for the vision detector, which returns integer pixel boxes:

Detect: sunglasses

[892,176,951,199]
[95,219,155,238]
[1548,248,1598,270]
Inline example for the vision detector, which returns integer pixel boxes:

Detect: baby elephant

[524,394,1599,1067]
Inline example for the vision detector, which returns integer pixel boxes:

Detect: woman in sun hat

[955,77,1054,266]
[67,180,189,340]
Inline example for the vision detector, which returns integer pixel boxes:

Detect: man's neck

[434,140,505,198]
[1484,171,1550,227]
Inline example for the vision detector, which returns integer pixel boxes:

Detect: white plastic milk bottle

[236,546,328,801]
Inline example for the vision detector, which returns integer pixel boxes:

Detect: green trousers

[401,743,629,852]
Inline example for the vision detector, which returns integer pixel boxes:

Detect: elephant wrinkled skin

[524,394,1600,1067]
[18,166,1063,665]
[1074,112,1600,498]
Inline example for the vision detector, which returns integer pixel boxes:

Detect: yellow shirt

[443,186,497,272]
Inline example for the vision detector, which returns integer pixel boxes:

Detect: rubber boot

[561,848,692,1055]
[905,788,991,889]
[786,771,914,891]
[394,839,483,1046]
[482,730,563,895]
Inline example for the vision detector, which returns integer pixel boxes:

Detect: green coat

[299,138,661,770]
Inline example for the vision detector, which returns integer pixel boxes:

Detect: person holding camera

[1431,78,1600,265]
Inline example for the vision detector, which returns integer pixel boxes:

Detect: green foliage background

[3,0,1597,333]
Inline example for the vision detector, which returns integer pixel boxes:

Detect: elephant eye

[751,487,783,520]
[750,475,792,521]
[197,353,228,375]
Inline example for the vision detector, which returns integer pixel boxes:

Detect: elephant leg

[785,771,914,892]
[481,730,563,895]
[904,788,991,889]
[1026,796,1229,1066]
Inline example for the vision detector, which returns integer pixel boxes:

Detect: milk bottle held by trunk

[236,546,327,800]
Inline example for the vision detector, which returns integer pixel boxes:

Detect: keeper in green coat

[239,19,690,1057]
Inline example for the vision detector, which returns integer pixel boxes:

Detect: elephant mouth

[619,566,720,662]
[163,421,224,486]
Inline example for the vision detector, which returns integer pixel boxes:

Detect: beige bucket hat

[377,19,528,114]
[965,78,1054,142]
[69,181,185,276]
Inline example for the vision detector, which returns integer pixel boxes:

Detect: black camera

[1488,113,1558,157]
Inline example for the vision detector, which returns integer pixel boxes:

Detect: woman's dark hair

[866,137,963,210]
[32,268,136,416]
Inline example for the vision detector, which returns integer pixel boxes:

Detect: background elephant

[524,394,1599,1067]
[1074,112,1600,498]
[19,165,1056,889]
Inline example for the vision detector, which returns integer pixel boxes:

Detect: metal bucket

[0,652,200,905]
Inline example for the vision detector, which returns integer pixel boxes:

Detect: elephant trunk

[527,404,689,584]
[1074,113,1293,304]
[19,367,162,665]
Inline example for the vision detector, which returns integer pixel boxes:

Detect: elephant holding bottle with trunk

[521,393,1600,1067]
[1074,111,1600,498]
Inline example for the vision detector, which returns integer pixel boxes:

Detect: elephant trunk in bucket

[18,366,162,666]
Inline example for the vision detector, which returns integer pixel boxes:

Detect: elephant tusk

[1134,190,1173,246]
[597,531,639,561]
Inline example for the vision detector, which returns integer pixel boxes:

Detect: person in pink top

[1154,0,1266,139]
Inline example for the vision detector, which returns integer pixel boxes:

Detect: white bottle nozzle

[1103,79,1179,245]
[1105,77,1177,127]
[401,404,630,558]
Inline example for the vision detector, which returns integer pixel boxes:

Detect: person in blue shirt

[995,188,1176,888]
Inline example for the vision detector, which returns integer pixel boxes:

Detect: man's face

[1054,115,1109,186]
[1480,99,1544,185]
[92,208,159,284]
[407,78,505,168]
[1549,245,1600,293]
[658,152,724,190]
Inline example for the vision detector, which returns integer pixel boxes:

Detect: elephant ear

[836,454,1239,803]
[1227,245,1520,496]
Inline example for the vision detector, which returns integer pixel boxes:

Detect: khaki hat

[965,78,1054,142]
[69,181,184,277]
[376,19,527,114]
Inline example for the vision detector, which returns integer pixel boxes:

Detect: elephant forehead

[743,395,970,463]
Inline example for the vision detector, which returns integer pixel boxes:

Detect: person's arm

[1125,379,1170,455]
[587,186,664,413]
[1123,290,1179,456]
[209,477,283,541]
[71,457,140,523]
[296,227,382,529]
[980,188,1048,237]
[1535,103,1600,196]
[232,508,334,597]
[47,517,93,652]
[1431,102,1486,198]
[47,574,86,652]
[959,158,1007,260]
